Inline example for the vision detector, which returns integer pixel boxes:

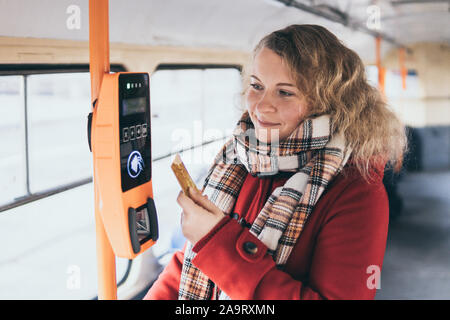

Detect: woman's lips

[257,118,280,127]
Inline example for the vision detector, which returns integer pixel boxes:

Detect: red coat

[144,162,389,300]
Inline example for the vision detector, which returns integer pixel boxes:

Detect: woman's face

[246,47,308,144]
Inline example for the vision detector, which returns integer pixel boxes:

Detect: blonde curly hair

[246,24,407,180]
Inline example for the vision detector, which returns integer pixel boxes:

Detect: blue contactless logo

[127,150,145,178]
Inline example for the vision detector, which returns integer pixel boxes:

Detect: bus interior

[0,0,449,300]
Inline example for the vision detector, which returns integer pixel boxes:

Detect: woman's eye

[279,90,294,97]
[250,83,263,90]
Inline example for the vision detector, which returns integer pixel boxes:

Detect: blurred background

[0,0,448,299]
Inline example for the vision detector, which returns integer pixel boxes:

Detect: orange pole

[89,0,117,300]
[399,47,407,90]
[375,36,385,95]
[89,0,110,99]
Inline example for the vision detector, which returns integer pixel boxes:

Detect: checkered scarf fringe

[178,111,351,300]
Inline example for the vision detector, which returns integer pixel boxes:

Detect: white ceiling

[0,0,449,62]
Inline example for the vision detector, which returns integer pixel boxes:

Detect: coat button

[243,241,258,255]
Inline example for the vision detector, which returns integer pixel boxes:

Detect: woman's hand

[177,187,226,245]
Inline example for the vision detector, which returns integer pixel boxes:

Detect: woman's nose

[256,91,276,112]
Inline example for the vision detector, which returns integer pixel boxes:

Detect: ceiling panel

[0,0,448,61]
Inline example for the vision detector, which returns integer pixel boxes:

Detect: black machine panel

[119,73,152,192]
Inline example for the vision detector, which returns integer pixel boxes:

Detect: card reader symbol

[127,150,145,178]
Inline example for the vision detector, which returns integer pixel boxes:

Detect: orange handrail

[376,36,385,95]
[89,0,117,300]
[399,47,407,90]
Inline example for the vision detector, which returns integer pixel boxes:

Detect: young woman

[144,24,407,300]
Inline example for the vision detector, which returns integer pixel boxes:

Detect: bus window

[365,65,379,88]
[385,69,422,99]
[203,68,243,139]
[149,66,242,264]
[27,73,92,192]
[0,70,129,299]
[150,67,242,160]
[0,76,26,206]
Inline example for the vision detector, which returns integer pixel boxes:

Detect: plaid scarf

[178,110,351,300]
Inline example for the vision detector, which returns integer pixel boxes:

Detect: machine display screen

[123,97,147,116]
[119,73,152,192]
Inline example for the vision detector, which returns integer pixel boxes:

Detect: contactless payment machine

[89,72,158,259]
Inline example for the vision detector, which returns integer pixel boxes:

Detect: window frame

[0,64,126,212]
[151,63,242,162]
[0,64,130,298]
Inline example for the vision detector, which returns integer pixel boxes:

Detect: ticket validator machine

[89,0,158,298]
[88,72,158,259]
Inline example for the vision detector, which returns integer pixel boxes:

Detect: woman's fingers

[177,188,224,219]
[188,188,223,216]
[177,190,197,214]
[177,189,225,245]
